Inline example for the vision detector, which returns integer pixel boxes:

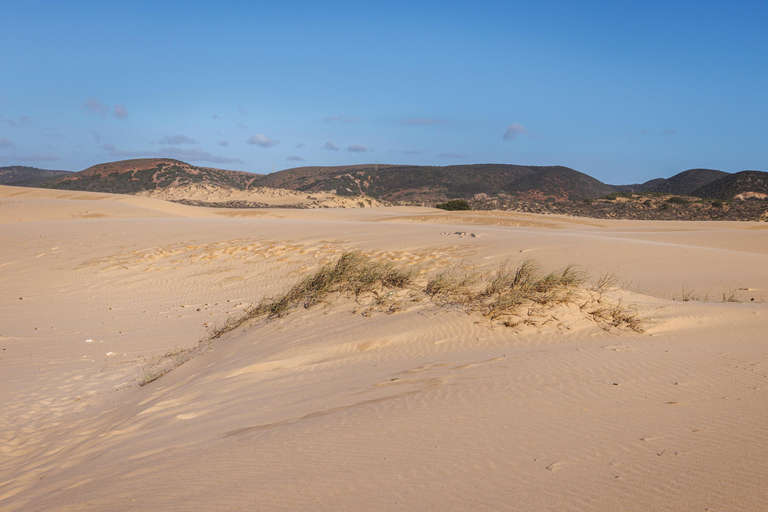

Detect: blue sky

[1,0,766,183]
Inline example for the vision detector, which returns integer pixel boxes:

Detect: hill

[0,165,71,186]
[41,158,261,194]
[612,169,728,195]
[691,170,768,200]
[262,163,615,201]
[648,168,730,195]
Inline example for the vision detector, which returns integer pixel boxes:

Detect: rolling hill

[10,159,768,210]
[691,170,768,200]
[261,163,615,201]
[38,158,261,194]
[612,168,729,195]
[0,165,71,186]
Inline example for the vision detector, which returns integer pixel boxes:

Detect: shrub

[435,199,471,211]
[666,196,690,205]
[711,200,724,208]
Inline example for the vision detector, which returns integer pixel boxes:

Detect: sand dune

[1,185,767,511]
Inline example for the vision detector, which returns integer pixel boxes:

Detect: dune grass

[139,251,643,386]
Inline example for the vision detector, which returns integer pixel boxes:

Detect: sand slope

[1,186,767,511]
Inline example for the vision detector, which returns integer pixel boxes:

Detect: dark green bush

[435,199,471,211]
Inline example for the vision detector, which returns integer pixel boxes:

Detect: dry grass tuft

[255,251,417,318]
[139,252,646,385]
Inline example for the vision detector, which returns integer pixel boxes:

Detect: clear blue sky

[1,0,766,183]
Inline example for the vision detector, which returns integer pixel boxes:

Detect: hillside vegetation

[40,158,260,194]
[261,163,615,201]
[691,171,768,200]
[0,166,71,186]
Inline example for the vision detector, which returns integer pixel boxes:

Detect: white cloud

[324,142,339,151]
[346,144,368,153]
[157,134,198,145]
[502,123,527,140]
[217,140,230,147]
[113,104,129,119]
[82,98,110,116]
[247,134,279,148]
[286,155,304,161]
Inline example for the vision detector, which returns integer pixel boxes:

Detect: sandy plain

[1,184,767,511]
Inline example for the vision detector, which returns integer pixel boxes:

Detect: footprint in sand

[546,461,565,471]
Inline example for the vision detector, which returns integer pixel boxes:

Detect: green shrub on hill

[435,199,471,211]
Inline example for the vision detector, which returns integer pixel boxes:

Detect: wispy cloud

[100,143,142,157]
[323,113,360,123]
[237,105,247,114]
[346,144,368,153]
[324,142,339,151]
[400,118,444,126]
[2,152,61,162]
[217,140,230,147]
[157,134,198,145]
[439,152,467,158]
[502,123,527,140]
[82,98,110,116]
[17,115,33,124]
[643,128,677,136]
[100,143,244,164]
[286,155,304,161]
[236,122,249,129]
[295,143,306,148]
[402,149,422,155]
[0,137,15,149]
[113,104,129,119]
[157,147,244,164]
[247,134,279,148]
[213,114,221,120]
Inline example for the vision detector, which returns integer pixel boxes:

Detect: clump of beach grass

[139,251,644,386]
[255,250,417,318]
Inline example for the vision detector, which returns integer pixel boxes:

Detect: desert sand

[1,184,767,511]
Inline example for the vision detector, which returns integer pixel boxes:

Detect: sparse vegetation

[435,199,471,211]
[139,252,650,385]
[666,196,690,205]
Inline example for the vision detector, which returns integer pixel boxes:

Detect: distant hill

[0,166,71,186]
[13,158,767,209]
[41,158,261,194]
[262,163,615,201]
[613,169,728,195]
[691,170,768,200]
[648,169,729,195]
